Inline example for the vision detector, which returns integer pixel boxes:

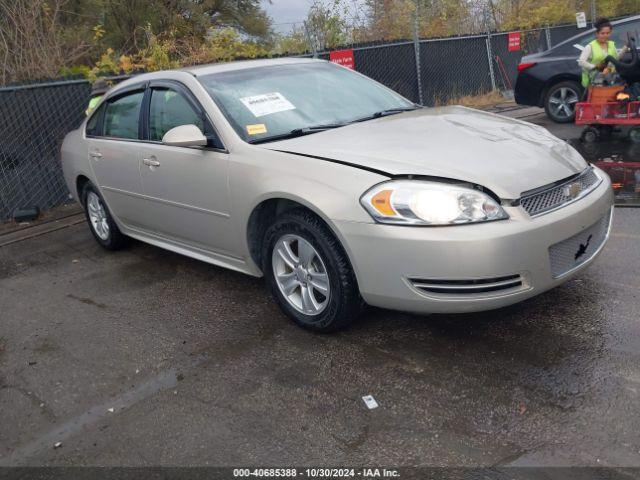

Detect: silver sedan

[61,58,614,331]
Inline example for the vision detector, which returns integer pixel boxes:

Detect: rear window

[85,104,104,136]
[104,91,144,140]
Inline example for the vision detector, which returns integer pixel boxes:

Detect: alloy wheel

[272,234,331,316]
[87,191,110,241]
[549,87,579,119]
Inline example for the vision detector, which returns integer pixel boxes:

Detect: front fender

[229,147,388,272]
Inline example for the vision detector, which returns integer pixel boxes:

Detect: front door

[138,86,233,254]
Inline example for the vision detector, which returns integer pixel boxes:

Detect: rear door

[86,87,148,229]
[138,81,233,254]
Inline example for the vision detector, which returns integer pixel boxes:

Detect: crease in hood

[260,106,588,199]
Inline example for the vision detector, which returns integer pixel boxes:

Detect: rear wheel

[81,182,128,250]
[262,209,362,332]
[544,81,581,123]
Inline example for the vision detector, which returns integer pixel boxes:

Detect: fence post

[485,33,497,91]
[545,24,552,50]
[413,6,424,105]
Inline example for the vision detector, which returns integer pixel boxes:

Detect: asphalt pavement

[1,107,639,470]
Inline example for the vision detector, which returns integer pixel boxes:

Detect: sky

[261,0,367,33]
[261,0,315,32]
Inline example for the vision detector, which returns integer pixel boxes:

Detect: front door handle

[143,157,160,167]
[89,151,102,159]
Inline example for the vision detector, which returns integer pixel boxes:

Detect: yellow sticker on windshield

[247,124,267,135]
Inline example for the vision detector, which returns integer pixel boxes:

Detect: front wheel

[581,126,600,143]
[544,81,581,123]
[262,209,363,332]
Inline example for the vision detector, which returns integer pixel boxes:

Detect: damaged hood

[261,106,588,199]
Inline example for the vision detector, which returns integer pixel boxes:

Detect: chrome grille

[409,274,525,296]
[549,209,612,278]
[520,168,601,217]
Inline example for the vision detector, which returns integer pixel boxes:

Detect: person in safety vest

[86,79,109,115]
[578,18,629,88]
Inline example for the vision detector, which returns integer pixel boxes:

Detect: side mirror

[162,124,208,147]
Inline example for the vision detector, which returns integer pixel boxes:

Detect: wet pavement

[1,109,640,469]
[571,137,640,206]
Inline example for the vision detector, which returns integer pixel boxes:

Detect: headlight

[360,180,508,226]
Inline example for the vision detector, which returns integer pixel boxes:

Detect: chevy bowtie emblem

[562,182,582,199]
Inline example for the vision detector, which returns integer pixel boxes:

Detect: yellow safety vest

[582,40,617,87]
[85,95,103,116]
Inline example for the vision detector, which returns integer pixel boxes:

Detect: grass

[433,90,506,108]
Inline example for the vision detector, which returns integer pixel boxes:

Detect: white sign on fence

[576,12,587,29]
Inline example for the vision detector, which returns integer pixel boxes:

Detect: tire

[629,127,640,143]
[581,126,600,143]
[262,209,363,332]
[544,81,582,123]
[81,182,128,250]
[599,125,615,138]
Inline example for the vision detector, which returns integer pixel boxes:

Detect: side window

[554,33,593,57]
[554,42,585,56]
[86,103,104,136]
[104,91,144,140]
[149,88,205,141]
[611,20,640,46]
[578,33,595,48]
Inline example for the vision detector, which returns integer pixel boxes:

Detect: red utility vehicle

[575,86,640,143]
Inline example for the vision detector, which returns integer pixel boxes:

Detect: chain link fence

[0,20,609,222]
[0,79,90,221]
[310,21,591,107]
[419,34,494,105]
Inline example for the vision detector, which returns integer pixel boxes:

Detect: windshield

[198,61,415,143]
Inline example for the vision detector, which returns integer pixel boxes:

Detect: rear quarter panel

[61,127,92,203]
[515,57,581,107]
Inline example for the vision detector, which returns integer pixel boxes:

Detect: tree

[0,0,274,85]
[304,1,349,51]
[97,0,272,55]
[0,0,95,84]
[272,27,310,55]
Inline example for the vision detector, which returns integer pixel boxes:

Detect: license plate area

[548,209,612,278]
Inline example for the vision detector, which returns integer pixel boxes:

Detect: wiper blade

[290,123,345,135]
[249,123,345,144]
[351,107,419,123]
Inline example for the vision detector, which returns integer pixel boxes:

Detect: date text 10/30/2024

[233,468,400,478]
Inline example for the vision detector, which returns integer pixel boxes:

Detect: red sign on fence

[508,32,521,52]
[330,49,355,70]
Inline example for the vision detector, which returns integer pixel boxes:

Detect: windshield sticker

[246,123,267,135]
[240,92,296,117]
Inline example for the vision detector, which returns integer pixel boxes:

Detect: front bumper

[336,171,614,314]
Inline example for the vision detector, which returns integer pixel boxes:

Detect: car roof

[107,57,324,95]
[551,14,640,51]
[184,57,324,76]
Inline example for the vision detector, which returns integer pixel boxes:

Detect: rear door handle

[89,151,102,159]
[143,157,160,167]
